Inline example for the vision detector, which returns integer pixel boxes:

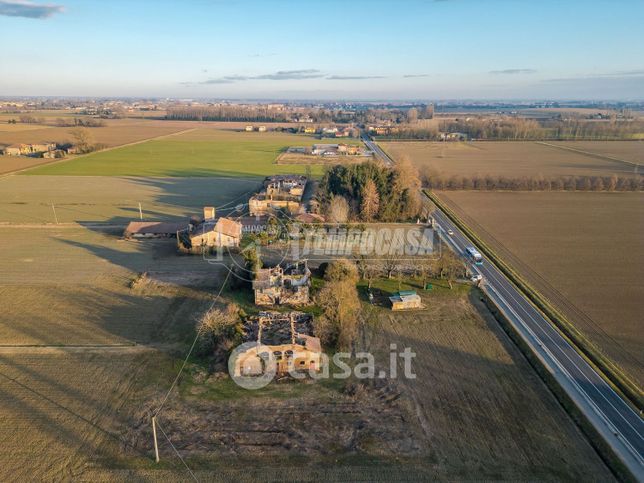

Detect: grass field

[24,128,326,177]
[0,175,259,224]
[0,218,613,479]
[383,140,641,178]
[437,191,644,387]
[362,284,611,480]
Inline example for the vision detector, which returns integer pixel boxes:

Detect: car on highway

[470,274,483,283]
[447,229,454,236]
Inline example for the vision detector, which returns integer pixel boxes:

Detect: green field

[24,129,333,177]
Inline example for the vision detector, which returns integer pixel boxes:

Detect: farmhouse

[177,214,242,253]
[2,145,21,156]
[321,126,338,136]
[440,132,468,141]
[234,311,322,376]
[2,142,57,156]
[42,149,66,159]
[311,143,339,156]
[253,260,311,306]
[389,290,422,311]
[369,126,400,136]
[248,174,307,216]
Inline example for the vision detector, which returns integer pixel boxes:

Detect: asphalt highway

[363,132,643,478]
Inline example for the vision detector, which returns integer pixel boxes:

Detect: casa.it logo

[227,341,277,390]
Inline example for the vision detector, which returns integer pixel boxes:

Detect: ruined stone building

[233,311,322,377]
[252,261,311,306]
[248,175,307,216]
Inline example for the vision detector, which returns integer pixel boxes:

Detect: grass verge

[479,288,635,482]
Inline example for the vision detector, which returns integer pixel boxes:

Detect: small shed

[389,290,422,311]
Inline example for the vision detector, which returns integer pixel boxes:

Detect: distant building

[2,142,56,156]
[2,145,21,156]
[389,290,422,311]
[42,149,66,159]
[440,132,468,141]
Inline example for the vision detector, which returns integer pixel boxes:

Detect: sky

[1,0,643,100]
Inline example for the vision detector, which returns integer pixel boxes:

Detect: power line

[156,419,198,482]
[153,269,232,417]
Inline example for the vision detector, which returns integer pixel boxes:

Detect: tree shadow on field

[120,174,262,218]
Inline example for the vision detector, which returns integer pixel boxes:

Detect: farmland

[0,215,614,479]
[552,140,643,165]
[24,128,326,177]
[0,118,189,149]
[363,283,611,480]
[0,175,259,224]
[437,191,644,386]
[0,222,222,480]
[383,140,642,178]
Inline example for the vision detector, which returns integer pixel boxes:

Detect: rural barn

[124,221,186,239]
[389,290,422,311]
[234,311,322,377]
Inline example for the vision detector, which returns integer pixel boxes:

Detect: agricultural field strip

[537,141,641,168]
[4,128,197,177]
[377,140,643,473]
[435,191,643,386]
[431,210,644,476]
[21,128,325,177]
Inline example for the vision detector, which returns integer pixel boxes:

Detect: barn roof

[124,221,186,236]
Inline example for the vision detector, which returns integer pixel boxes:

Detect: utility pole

[152,416,160,463]
[51,203,59,224]
[138,202,143,220]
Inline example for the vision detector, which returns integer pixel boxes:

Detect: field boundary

[425,189,643,410]
[3,128,197,177]
[536,141,641,172]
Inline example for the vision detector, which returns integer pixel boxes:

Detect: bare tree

[360,178,380,221]
[69,127,95,153]
[316,259,361,349]
[406,107,419,124]
[439,251,465,289]
[197,303,240,356]
[328,194,350,224]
